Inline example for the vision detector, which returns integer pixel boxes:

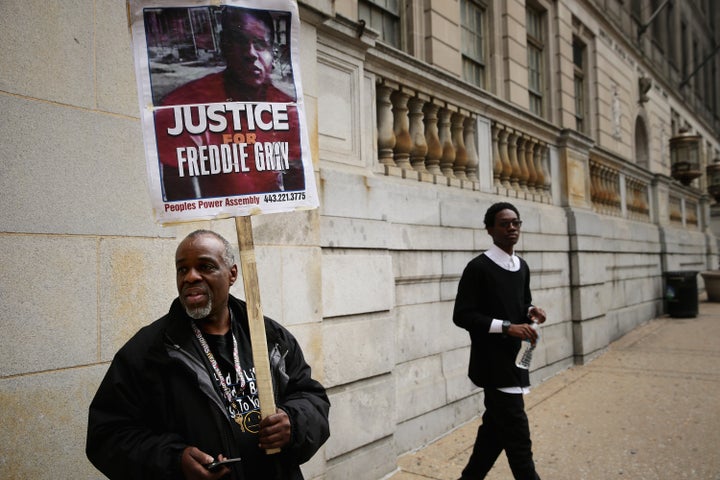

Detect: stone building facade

[1,0,719,479]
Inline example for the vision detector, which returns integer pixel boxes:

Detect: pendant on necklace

[234,414,244,426]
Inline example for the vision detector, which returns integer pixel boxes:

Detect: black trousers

[460,389,540,480]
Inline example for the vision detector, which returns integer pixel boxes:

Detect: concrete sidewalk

[389,299,720,480]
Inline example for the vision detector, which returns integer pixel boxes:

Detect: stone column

[452,111,468,180]
[408,95,429,173]
[376,83,396,167]
[508,129,521,190]
[423,101,442,175]
[464,116,479,182]
[516,135,529,191]
[498,126,511,188]
[438,106,456,179]
[525,136,538,193]
[391,88,412,170]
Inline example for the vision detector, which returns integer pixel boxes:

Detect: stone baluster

[492,123,502,187]
[589,160,600,207]
[438,106,456,179]
[611,170,621,209]
[423,101,442,175]
[533,141,545,194]
[525,136,538,193]
[376,83,396,167]
[516,135,529,191]
[391,88,412,169]
[507,129,521,189]
[540,143,552,198]
[464,116,479,182]
[452,111,468,180]
[499,126,512,188]
[627,178,638,214]
[408,95,428,173]
[599,165,609,210]
[639,183,649,215]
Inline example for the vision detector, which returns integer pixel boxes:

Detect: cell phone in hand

[205,457,242,471]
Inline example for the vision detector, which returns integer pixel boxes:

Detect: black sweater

[453,253,533,389]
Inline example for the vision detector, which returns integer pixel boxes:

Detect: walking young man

[453,202,546,480]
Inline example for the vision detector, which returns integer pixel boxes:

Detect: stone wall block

[0,0,95,108]
[394,394,482,454]
[99,237,178,361]
[443,347,478,402]
[572,315,611,361]
[323,312,395,387]
[326,376,395,459]
[96,0,138,116]
[0,96,162,237]
[320,216,398,249]
[396,302,460,363]
[0,366,106,479]
[395,355,446,422]
[324,437,397,480]
[322,252,394,317]
[0,235,98,376]
[248,246,322,327]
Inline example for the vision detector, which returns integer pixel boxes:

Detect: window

[680,21,688,79]
[630,0,642,22]
[573,38,587,133]
[665,1,675,66]
[693,38,700,99]
[461,0,487,89]
[526,5,545,117]
[650,0,664,52]
[358,0,401,49]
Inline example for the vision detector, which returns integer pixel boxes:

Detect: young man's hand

[528,306,546,323]
[509,323,540,344]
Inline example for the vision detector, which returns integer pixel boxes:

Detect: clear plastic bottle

[515,322,539,370]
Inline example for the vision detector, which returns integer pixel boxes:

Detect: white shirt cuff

[489,319,504,334]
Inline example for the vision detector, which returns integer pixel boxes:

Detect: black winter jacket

[87,295,330,479]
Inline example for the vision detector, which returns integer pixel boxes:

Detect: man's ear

[229,264,238,286]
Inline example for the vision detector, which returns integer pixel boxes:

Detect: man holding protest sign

[86,230,330,479]
[154,6,304,202]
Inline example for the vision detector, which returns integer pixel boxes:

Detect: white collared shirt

[485,244,520,272]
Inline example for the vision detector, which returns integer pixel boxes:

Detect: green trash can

[664,271,698,318]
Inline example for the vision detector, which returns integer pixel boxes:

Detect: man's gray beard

[185,299,213,320]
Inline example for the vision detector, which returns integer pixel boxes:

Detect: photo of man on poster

[147,5,305,202]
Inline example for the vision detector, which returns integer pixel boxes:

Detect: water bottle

[515,322,539,370]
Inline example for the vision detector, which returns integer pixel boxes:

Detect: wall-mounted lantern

[707,157,720,202]
[669,127,701,186]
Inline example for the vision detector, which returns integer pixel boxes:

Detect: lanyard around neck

[190,320,246,404]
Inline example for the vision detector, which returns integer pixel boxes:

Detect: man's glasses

[496,220,522,229]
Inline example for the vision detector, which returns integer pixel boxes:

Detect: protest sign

[128,1,313,453]
[128,0,317,224]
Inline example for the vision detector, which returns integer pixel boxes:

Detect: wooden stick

[234,216,280,455]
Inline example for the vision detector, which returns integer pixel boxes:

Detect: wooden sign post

[234,215,280,454]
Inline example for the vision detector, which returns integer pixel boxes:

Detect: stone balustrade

[375,78,551,202]
[625,174,650,221]
[589,157,622,216]
[669,195,684,225]
[491,121,551,202]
